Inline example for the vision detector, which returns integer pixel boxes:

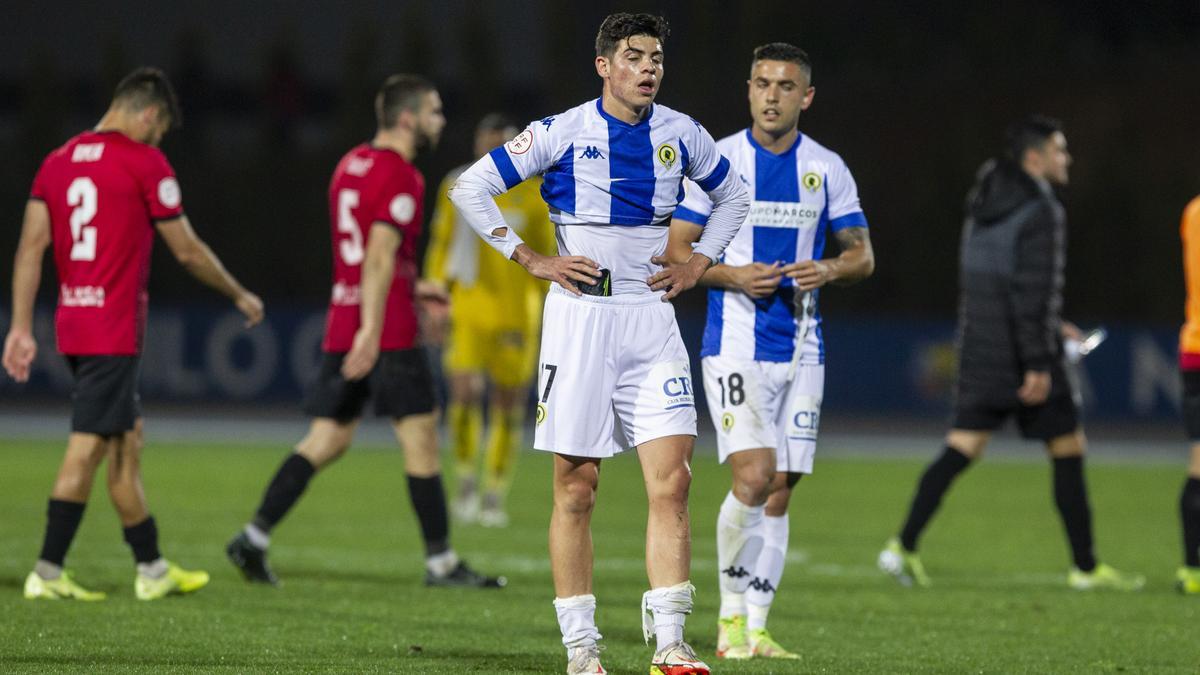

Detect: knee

[1047,430,1086,458]
[732,464,774,505]
[555,475,598,515]
[646,464,692,506]
[295,434,349,469]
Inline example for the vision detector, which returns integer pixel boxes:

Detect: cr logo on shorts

[662,376,693,398]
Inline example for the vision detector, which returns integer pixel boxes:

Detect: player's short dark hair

[112,67,181,129]
[1005,114,1063,161]
[752,42,813,83]
[376,74,436,130]
[595,13,669,58]
[476,113,518,136]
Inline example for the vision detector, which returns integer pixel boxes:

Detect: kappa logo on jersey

[656,143,677,169]
[802,171,822,192]
[721,412,735,432]
[346,156,375,176]
[157,177,181,209]
[579,145,605,160]
[507,129,534,155]
[540,116,555,129]
[390,194,416,224]
[71,143,104,163]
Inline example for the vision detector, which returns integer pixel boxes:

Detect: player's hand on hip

[647,253,712,302]
[1017,370,1051,406]
[235,291,265,328]
[2,329,37,383]
[734,262,783,298]
[341,329,381,381]
[783,260,834,292]
[517,247,599,296]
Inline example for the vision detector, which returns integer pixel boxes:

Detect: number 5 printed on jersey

[337,188,364,265]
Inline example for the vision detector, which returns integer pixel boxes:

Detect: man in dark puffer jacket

[877,115,1144,590]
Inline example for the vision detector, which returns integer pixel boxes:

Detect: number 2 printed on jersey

[67,177,98,261]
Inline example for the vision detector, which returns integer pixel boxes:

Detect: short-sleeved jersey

[483,99,732,295]
[30,130,184,355]
[424,168,554,330]
[1179,195,1200,368]
[675,130,868,364]
[321,143,425,353]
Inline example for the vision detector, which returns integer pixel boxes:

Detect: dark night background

[1,0,1198,326]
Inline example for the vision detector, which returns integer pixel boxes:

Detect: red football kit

[30,130,184,356]
[321,144,425,353]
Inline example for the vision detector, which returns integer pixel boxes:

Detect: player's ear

[801,85,815,111]
[595,55,610,79]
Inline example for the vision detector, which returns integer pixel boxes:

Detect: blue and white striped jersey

[675,129,868,364]
[450,98,748,296]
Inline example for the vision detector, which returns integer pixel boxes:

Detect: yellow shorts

[444,315,540,389]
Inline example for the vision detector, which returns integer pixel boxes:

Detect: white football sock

[137,557,168,580]
[641,581,694,651]
[244,523,270,550]
[554,594,603,650]
[425,549,460,576]
[717,490,764,618]
[746,513,788,630]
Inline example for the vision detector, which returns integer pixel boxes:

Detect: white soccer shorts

[701,355,824,474]
[533,288,697,458]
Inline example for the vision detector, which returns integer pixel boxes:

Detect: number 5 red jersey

[321,144,425,353]
[29,130,184,356]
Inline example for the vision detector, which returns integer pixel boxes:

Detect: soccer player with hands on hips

[7,68,263,601]
[226,75,503,590]
[450,13,749,675]
[669,43,874,661]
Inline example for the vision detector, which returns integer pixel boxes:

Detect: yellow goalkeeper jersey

[425,166,555,332]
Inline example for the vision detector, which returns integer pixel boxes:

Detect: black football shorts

[1182,370,1200,440]
[66,355,142,436]
[302,349,436,423]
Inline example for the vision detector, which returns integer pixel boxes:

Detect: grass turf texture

[0,439,1196,673]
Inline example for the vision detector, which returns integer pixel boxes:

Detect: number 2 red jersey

[30,130,184,356]
[321,144,425,352]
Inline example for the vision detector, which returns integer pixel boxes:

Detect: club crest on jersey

[721,412,735,432]
[535,403,547,425]
[656,143,677,169]
[390,194,416,224]
[802,172,822,193]
[507,129,534,155]
[158,178,181,209]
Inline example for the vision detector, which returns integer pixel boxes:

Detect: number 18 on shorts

[702,355,824,474]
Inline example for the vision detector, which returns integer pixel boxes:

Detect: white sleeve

[682,122,748,262]
[826,155,868,231]
[673,178,713,226]
[448,123,556,259]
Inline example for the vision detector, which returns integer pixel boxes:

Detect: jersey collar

[744,128,803,157]
[595,98,655,128]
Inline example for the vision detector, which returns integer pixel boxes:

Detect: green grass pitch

[0,438,1196,673]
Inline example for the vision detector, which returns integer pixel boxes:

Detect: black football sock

[407,474,450,557]
[123,516,162,564]
[899,446,972,552]
[1052,456,1096,572]
[251,453,317,532]
[1181,477,1200,567]
[38,498,87,570]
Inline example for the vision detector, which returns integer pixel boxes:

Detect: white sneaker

[650,640,710,674]
[451,494,480,524]
[478,506,509,528]
[566,644,606,674]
